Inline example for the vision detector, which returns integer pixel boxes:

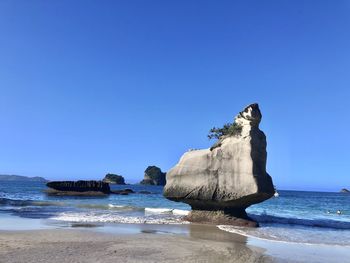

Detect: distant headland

[0,174,48,182]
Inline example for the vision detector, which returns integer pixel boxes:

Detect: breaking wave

[218,213,350,246]
[250,213,350,230]
[0,198,63,207]
[217,224,350,246]
[144,207,189,216]
[50,212,189,225]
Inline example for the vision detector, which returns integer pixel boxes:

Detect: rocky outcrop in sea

[46,180,110,195]
[163,103,274,227]
[340,188,350,193]
[140,166,166,186]
[102,173,126,184]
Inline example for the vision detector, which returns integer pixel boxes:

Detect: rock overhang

[163,103,274,226]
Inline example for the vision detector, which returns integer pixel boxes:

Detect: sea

[1,180,350,247]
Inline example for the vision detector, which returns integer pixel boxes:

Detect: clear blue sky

[0,1,349,191]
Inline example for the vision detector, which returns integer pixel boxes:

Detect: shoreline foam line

[217,225,350,247]
[50,212,190,225]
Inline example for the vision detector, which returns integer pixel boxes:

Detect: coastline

[1,184,350,262]
[1,223,349,263]
[0,225,271,263]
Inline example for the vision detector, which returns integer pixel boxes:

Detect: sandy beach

[1,223,348,263]
[0,224,272,263]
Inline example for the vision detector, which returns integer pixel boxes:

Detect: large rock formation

[102,173,126,185]
[163,103,274,227]
[140,166,166,186]
[46,180,110,195]
[340,188,350,193]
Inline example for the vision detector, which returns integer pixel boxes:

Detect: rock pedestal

[163,103,274,227]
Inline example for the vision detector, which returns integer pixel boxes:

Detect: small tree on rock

[208,122,242,140]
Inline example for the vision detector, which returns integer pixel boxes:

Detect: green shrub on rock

[208,122,242,140]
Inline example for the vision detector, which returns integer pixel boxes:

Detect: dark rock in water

[111,191,129,195]
[140,166,166,186]
[46,180,110,195]
[45,189,108,196]
[139,190,152,194]
[185,210,258,227]
[163,103,274,227]
[110,188,135,195]
[340,188,350,193]
[102,173,126,185]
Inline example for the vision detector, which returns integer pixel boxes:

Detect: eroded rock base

[184,210,258,227]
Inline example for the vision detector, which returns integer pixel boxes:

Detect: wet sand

[0,223,349,263]
[0,224,271,263]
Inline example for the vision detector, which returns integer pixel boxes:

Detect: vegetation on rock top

[208,122,242,140]
[140,166,166,186]
[103,174,126,185]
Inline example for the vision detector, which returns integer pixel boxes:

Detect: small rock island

[102,173,126,184]
[340,188,350,193]
[140,166,166,186]
[164,103,274,227]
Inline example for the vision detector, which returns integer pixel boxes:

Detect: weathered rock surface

[110,189,135,195]
[340,188,350,193]
[163,103,274,226]
[102,173,126,184]
[46,180,110,195]
[140,166,166,186]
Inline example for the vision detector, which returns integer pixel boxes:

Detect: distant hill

[0,174,48,182]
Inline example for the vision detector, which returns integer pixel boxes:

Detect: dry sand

[0,224,273,263]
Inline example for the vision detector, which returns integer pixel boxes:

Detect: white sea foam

[145,208,173,214]
[51,212,189,225]
[52,212,142,223]
[144,208,190,216]
[172,209,190,216]
[108,204,126,208]
[217,225,350,247]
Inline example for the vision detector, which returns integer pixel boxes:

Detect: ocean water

[1,180,350,246]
